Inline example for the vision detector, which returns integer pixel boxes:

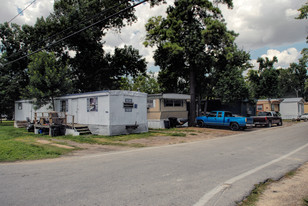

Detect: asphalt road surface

[1,123,308,206]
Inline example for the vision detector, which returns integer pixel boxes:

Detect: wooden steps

[74,125,92,135]
[15,121,28,128]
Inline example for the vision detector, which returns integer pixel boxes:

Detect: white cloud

[104,1,172,69]
[244,47,302,76]
[261,48,301,68]
[0,0,306,73]
[221,0,307,50]
[0,0,53,25]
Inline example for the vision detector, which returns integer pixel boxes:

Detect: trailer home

[15,90,148,136]
[147,93,190,128]
[14,100,52,128]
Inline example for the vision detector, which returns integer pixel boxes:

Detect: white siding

[14,101,52,121]
[280,98,305,119]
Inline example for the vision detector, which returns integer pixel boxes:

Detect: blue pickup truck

[196,111,254,131]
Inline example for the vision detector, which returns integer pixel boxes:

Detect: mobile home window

[87,97,98,112]
[257,104,263,111]
[124,98,134,112]
[18,103,22,110]
[60,100,68,112]
[164,99,183,107]
[271,104,275,111]
[147,99,155,108]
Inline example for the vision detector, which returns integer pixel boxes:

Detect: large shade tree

[30,0,164,92]
[143,0,252,125]
[0,0,165,116]
[0,23,30,119]
[25,51,73,110]
[247,57,279,99]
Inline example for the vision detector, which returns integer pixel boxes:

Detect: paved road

[1,123,308,206]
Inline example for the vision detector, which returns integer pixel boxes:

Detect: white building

[14,100,52,127]
[280,98,305,119]
[15,90,148,136]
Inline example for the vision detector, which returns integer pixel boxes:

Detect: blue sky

[250,42,306,60]
[0,0,307,73]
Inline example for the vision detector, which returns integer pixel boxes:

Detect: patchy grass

[0,122,198,162]
[237,179,273,206]
[168,132,186,137]
[0,120,14,126]
[0,121,74,162]
[303,197,308,206]
[238,166,306,206]
[0,139,71,162]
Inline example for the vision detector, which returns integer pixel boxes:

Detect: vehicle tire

[197,120,204,128]
[230,122,240,131]
[267,121,272,127]
[278,120,283,126]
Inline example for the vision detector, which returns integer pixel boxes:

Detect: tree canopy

[25,51,73,110]
[144,0,253,125]
[0,0,163,116]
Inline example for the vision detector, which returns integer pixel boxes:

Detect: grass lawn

[0,121,188,162]
[0,121,73,162]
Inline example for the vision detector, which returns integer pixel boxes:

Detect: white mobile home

[14,90,148,136]
[14,100,52,127]
[280,98,305,119]
[54,90,148,136]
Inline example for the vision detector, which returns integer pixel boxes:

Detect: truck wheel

[230,123,240,131]
[267,121,272,127]
[278,120,282,126]
[197,120,204,128]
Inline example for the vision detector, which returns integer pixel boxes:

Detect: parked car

[196,111,254,131]
[253,111,282,127]
[300,113,308,121]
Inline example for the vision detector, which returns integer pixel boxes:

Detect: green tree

[37,0,164,92]
[212,46,251,103]
[119,72,162,94]
[25,51,72,110]
[106,45,147,89]
[278,49,308,99]
[144,0,247,125]
[247,57,279,99]
[296,2,308,20]
[0,23,30,118]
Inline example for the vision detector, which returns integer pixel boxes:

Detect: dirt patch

[36,139,75,149]
[125,127,241,146]
[256,162,308,206]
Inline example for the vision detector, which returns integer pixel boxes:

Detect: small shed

[14,100,52,128]
[280,98,305,119]
[147,93,190,128]
[54,90,148,136]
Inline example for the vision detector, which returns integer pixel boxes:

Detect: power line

[4,0,130,61]
[8,0,37,24]
[2,0,148,67]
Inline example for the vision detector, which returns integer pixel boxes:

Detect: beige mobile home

[147,93,190,128]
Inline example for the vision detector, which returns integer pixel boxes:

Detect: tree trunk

[189,68,196,126]
[51,97,55,111]
[203,97,208,113]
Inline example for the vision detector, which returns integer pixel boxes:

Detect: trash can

[50,127,59,137]
[164,120,170,129]
[168,117,179,128]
